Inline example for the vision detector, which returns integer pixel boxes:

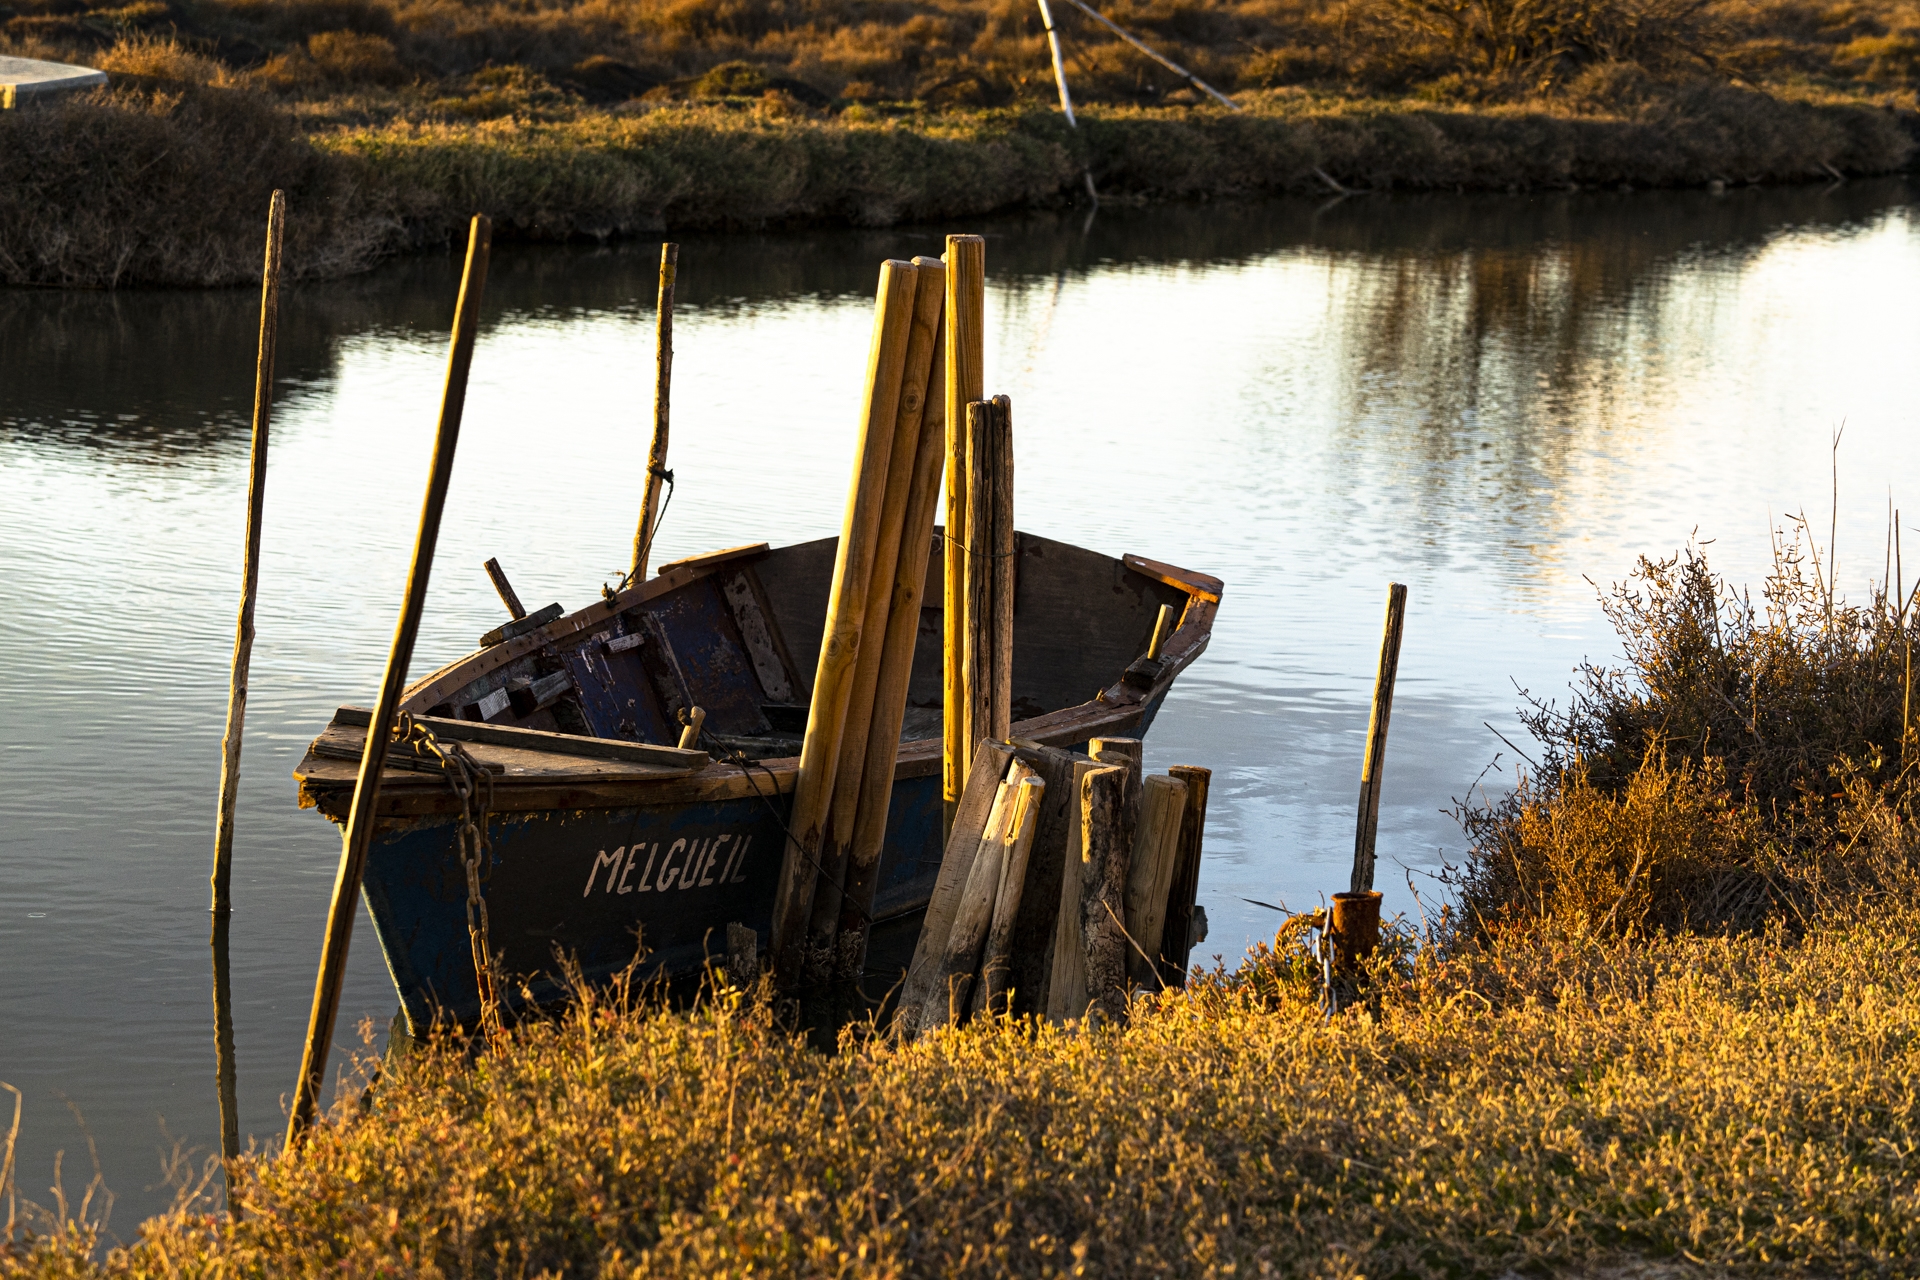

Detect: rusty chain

[391,711,505,1043]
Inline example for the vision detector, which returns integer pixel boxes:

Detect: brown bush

[0,79,394,286]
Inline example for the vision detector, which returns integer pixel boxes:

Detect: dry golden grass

[6,896,1920,1277]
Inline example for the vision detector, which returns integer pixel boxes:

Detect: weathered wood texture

[942,235,985,831]
[288,214,492,1150]
[808,254,946,981]
[898,739,1014,1035]
[1003,742,1085,1017]
[1078,763,1134,1026]
[483,557,526,620]
[1045,757,1103,1023]
[977,774,1044,1017]
[1352,582,1407,894]
[631,241,678,581]
[1091,736,1143,815]
[961,396,1015,774]
[1123,773,1188,988]
[770,260,920,984]
[1160,764,1211,984]
[990,396,1016,737]
[210,188,284,916]
[839,257,949,979]
[924,761,1032,1030]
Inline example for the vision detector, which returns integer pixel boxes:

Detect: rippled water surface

[5,179,1919,1228]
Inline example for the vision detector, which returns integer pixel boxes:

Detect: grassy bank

[7,529,1920,1275]
[3,0,1919,285]
[5,905,1919,1274]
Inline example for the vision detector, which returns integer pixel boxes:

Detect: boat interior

[404,531,1196,759]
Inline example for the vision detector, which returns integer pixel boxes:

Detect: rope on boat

[391,711,507,1044]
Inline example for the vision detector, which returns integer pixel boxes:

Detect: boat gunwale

[294,545,1221,819]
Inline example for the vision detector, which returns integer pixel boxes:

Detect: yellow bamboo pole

[1351,582,1408,894]
[210,189,286,915]
[942,236,986,838]
[769,259,921,985]
[808,256,947,981]
[286,215,491,1148]
[838,259,948,979]
[631,242,679,581]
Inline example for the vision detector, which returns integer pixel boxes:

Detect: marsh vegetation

[2,0,1916,284]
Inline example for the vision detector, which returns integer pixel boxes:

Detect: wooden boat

[294,533,1221,1032]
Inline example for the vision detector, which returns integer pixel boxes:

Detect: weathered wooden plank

[332,706,706,768]
[897,739,1015,1035]
[943,235,985,832]
[480,602,563,648]
[1160,764,1211,984]
[1079,763,1134,1026]
[1124,773,1188,988]
[508,669,574,717]
[1002,742,1085,1017]
[977,774,1044,1017]
[720,569,794,702]
[1045,757,1103,1023]
[656,543,771,575]
[459,687,512,722]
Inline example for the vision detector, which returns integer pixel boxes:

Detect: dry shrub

[1454,528,1920,936]
[0,79,396,286]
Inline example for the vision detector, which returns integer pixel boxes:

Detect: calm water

[5,180,1919,1230]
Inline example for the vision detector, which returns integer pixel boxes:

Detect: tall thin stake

[1350,582,1407,895]
[1059,0,1240,108]
[210,189,286,915]
[1035,0,1099,202]
[942,236,986,839]
[209,911,241,1214]
[632,242,679,581]
[286,215,492,1149]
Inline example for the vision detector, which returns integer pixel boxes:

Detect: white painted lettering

[616,845,643,894]
[729,835,752,883]
[680,839,711,889]
[655,839,686,891]
[633,843,658,892]
[701,835,730,886]
[586,847,625,898]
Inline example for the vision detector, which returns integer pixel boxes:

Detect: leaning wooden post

[631,241,679,581]
[209,911,241,1214]
[811,255,947,981]
[769,259,920,985]
[942,236,985,839]
[286,215,491,1149]
[209,189,286,916]
[1349,582,1407,895]
[838,259,948,980]
[1336,582,1405,975]
[1034,0,1099,202]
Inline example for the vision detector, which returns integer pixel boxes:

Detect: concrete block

[1,56,109,109]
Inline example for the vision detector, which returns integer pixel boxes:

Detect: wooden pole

[924,763,1034,1029]
[898,739,1016,1036]
[769,259,920,985]
[483,557,525,619]
[1078,763,1134,1025]
[838,258,948,979]
[942,236,986,839]
[1158,764,1210,984]
[1123,773,1188,988]
[1350,583,1408,895]
[977,774,1045,1017]
[1034,0,1100,202]
[631,241,679,581]
[963,400,996,761]
[807,256,947,982]
[208,911,241,1214]
[677,705,706,750]
[1045,757,1102,1022]
[990,395,1015,740]
[209,189,286,916]
[286,214,492,1149]
[1057,0,1241,109]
